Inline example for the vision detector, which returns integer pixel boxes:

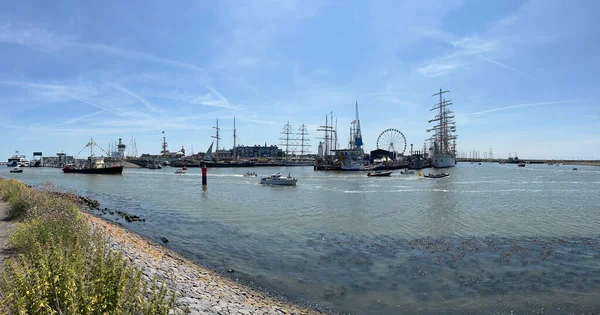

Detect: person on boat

[288,173,291,178]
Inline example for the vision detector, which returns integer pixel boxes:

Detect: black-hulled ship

[62,139,123,175]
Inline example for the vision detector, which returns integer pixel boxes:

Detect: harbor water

[4,163,600,314]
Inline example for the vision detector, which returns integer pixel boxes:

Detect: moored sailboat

[62,139,123,175]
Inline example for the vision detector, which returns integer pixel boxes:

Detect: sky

[1,0,599,161]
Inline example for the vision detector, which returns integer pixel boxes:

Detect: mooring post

[202,164,207,187]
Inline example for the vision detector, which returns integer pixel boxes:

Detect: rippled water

[4,163,600,314]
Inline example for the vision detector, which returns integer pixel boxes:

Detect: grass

[0,178,176,314]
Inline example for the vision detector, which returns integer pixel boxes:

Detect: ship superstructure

[427,88,457,168]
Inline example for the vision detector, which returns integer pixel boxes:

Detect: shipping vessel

[62,139,123,175]
[427,88,457,168]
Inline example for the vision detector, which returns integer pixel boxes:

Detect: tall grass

[0,178,175,314]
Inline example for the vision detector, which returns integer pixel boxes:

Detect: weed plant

[0,178,175,314]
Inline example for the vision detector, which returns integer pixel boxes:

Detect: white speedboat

[260,173,297,186]
[175,169,186,174]
[9,167,23,173]
[400,169,415,174]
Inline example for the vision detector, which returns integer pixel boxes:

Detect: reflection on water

[4,163,600,314]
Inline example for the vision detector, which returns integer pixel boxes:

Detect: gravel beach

[85,213,327,315]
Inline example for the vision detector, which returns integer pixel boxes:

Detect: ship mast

[279,121,296,160]
[317,113,335,157]
[297,124,311,157]
[428,88,456,156]
[233,116,237,160]
[161,131,168,158]
[212,119,220,162]
[90,138,93,168]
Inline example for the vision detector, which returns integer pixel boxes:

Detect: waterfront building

[235,144,283,158]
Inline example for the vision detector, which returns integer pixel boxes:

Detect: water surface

[5,163,600,314]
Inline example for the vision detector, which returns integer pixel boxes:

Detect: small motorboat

[367,170,392,177]
[9,167,23,173]
[260,173,297,186]
[400,169,415,174]
[175,169,186,174]
[147,163,162,169]
[572,167,578,171]
[518,162,526,167]
[244,172,257,177]
[423,172,449,178]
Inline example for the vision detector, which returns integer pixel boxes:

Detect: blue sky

[1,0,599,160]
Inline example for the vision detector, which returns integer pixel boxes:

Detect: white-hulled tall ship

[427,88,457,168]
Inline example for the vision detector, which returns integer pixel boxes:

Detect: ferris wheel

[376,128,407,155]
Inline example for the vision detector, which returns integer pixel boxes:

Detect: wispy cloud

[468,100,578,117]
[417,61,464,76]
[155,88,237,109]
[0,23,73,51]
[58,110,105,126]
[417,29,540,83]
[417,35,497,76]
[110,84,163,115]
[479,56,542,83]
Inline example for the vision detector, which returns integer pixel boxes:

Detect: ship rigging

[427,88,457,168]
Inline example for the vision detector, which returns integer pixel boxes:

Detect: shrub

[0,178,175,314]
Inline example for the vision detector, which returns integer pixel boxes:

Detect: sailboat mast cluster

[317,112,337,157]
[427,88,457,168]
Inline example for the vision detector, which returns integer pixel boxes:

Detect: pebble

[85,213,326,315]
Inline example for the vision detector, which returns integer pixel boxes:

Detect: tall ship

[62,139,123,175]
[427,88,457,168]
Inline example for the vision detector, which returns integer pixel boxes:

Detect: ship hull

[62,166,124,174]
[431,154,456,168]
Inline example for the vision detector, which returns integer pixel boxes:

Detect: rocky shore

[85,213,325,314]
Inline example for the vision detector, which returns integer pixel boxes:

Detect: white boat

[244,172,257,177]
[260,173,297,186]
[341,162,364,171]
[9,167,23,173]
[400,169,415,174]
[7,151,28,167]
[175,169,186,174]
[427,88,457,169]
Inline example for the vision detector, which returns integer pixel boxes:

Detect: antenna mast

[297,124,311,156]
[212,119,221,162]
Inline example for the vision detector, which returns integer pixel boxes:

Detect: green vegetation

[0,178,175,314]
